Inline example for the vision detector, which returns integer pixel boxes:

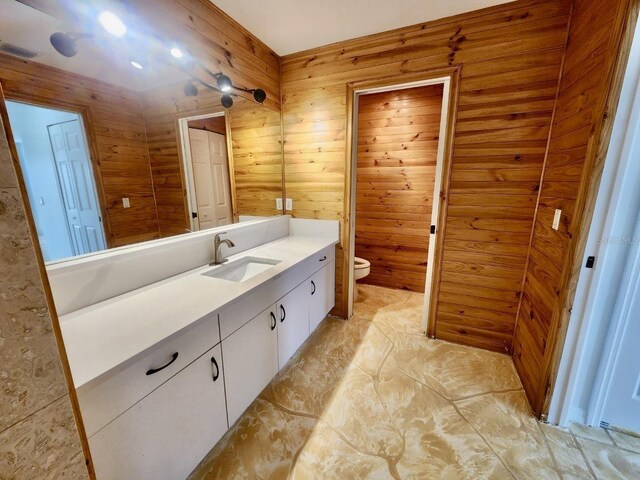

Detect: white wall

[6,101,78,261]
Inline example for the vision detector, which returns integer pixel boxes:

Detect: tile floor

[190,284,640,479]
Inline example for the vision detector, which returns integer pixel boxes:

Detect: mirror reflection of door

[185,115,233,231]
[5,101,106,262]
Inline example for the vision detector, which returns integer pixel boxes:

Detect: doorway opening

[5,100,106,262]
[178,112,234,232]
[346,73,456,333]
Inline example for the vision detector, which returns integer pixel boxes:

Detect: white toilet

[353,256,371,300]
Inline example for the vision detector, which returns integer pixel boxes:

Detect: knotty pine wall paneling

[513,0,633,414]
[141,82,283,235]
[132,0,282,236]
[0,53,160,248]
[355,85,443,292]
[282,0,572,352]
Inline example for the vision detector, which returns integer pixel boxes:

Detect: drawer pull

[211,356,220,382]
[270,311,277,331]
[319,255,327,262]
[146,352,179,376]
[311,280,316,295]
[280,304,286,323]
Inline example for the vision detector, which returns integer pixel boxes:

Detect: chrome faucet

[212,232,235,265]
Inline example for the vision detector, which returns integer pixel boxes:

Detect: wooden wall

[282,0,572,351]
[141,82,283,235]
[0,53,159,248]
[513,0,629,413]
[133,0,282,236]
[188,116,227,135]
[355,85,443,292]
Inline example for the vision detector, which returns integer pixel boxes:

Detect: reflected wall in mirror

[0,0,284,262]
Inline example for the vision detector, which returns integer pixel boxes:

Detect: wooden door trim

[343,66,461,328]
[539,0,639,417]
[0,84,96,478]
[1,86,114,248]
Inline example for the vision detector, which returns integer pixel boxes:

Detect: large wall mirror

[0,0,284,263]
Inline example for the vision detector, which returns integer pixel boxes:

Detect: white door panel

[48,120,105,256]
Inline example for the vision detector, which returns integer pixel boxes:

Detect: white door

[222,305,279,426]
[309,262,335,331]
[208,131,233,225]
[189,128,232,230]
[89,345,228,480]
[48,120,105,255]
[277,283,310,368]
[600,227,640,433]
[189,128,216,230]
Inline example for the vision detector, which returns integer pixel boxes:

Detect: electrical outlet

[122,197,130,208]
[276,198,283,210]
[285,198,293,211]
[552,209,561,230]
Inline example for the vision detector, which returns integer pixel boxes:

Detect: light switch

[276,198,283,210]
[285,198,293,211]
[552,209,562,230]
[122,197,131,208]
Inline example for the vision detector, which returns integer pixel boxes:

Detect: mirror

[0,0,284,263]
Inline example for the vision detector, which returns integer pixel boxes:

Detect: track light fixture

[49,32,92,57]
[48,10,267,108]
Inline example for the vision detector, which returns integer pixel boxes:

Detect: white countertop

[60,235,336,389]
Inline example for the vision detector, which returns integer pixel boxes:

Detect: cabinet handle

[270,311,276,331]
[280,304,286,323]
[211,356,220,382]
[319,255,327,262]
[146,352,179,376]
[311,280,316,295]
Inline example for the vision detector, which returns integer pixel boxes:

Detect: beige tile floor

[190,284,640,479]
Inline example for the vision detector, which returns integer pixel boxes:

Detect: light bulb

[98,11,127,37]
[130,61,143,70]
[170,47,183,59]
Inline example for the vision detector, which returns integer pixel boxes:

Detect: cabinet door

[223,305,279,426]
[277,282,310,368]
[309,261,335,331]
[89,345,227,480]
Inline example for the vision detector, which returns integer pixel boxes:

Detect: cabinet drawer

[89,345,227,480]
[78,313,220,437]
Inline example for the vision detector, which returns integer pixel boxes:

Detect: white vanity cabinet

[277,282,311,368]
[222,305,279,425]
[309,260,335,331]
[89,345,227,480]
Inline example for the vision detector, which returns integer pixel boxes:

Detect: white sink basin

[202,257,281,282]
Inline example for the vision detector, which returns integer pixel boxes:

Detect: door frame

[177,111,236,231]
[547,15,640,427]
[343,66,460,335]
[0,87,113,248]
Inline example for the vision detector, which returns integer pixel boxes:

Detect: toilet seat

[354,257,370,270]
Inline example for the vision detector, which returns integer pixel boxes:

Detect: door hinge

[430,225,436,234]
[585,256,595,269]
[191,211,198,219]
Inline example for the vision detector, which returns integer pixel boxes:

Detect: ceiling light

[130,60,143,70]
[170,47,183,59]
[50,32,78,57]
[183,81,198,97]
[253,89,267,103]
[217,74,232,92]
[221,94,233,108]
[98,11,127,37]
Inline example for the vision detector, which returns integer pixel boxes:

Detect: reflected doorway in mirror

[178,112,235,232]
